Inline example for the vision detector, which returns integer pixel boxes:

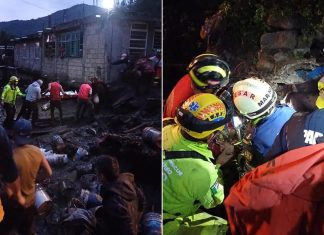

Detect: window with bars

[57,31,83,58]
[129,23,148,60]
[153,29,161,50]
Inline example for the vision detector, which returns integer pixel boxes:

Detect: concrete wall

[106,16,161,83]
[14,13,161,84]
[14,41,41,72]
[82,18,106,82]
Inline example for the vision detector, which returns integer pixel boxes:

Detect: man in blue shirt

[232,78,295,163]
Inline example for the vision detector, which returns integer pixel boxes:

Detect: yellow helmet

[175,93,231,139]
[9,76,19,83]
[316,77,324,109]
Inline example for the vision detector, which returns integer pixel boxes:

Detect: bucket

[45,152,69,166]
[142,127,161,148]
[80,189,103,209]
[142,212,162,235]
[35,184,53,216]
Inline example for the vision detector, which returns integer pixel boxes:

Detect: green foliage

[116,0,161,16]
[0,30,12,44]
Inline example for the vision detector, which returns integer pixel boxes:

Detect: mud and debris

[0,68,161,234]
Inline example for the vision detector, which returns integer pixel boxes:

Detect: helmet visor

[190,66,229,92]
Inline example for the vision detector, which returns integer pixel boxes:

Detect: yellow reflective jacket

[163,123,224,219]
[1,84,25,105]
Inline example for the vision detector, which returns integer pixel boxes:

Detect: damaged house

[13,9,161,83]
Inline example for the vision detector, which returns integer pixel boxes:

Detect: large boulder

[260,31,298,50]
[256,51,274,72]
[267,14,304,30]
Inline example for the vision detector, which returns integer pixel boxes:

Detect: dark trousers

[17,99,38,123]
[24,100,39,124]
[0,194,37,235]
[16,99,27,120]
[3,103,16,129]
[76,98,94,121]
[50,100,63,122]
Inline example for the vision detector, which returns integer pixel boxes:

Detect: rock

[297,35,313,49]
[256,52,275,72]
[272,59,318,84]
[273,51,290,62]
[261,31,298,50]
[267,14,304,30]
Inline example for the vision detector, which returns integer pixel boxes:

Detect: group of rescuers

[0,80,145,234]
[163,53,324,235]
[0,76,101,129]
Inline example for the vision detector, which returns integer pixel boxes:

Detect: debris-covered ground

[0,71,161,234]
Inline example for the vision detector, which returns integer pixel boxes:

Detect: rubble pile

[26,80,162,234]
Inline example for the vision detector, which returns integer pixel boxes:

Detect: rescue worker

[315,75,324,109]
[149,49,162,84]
[18,79,43,126]
[90,77,109,113]
[265,108,324,160]
[164,53,231,118]
[95,155,146,235]
[0,76,25,129]
[0,119,52,234]
[232,77,295,161]
[225,143,324,235]
[42,78,65,125]
[0,125,25,223]
[76,81,95,122]
[132,56,155,96]
[163,93,234,235]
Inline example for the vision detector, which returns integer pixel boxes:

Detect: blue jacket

[266,109,324,159]
[253,105,295,156]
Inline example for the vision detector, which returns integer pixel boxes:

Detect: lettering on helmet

[257,88,272,107]
[196,103,225,120]
[233,90,255,100]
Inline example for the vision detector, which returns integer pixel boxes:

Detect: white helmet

[233,77,277,119]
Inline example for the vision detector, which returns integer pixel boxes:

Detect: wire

[21,0,52,12]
